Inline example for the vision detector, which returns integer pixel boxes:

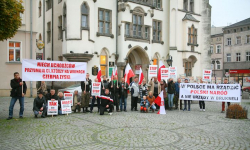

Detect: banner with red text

[22,59,87,81]
[169,67,177,80]
[61,100,72,114]
[179,83,241,102]
[47,100,58,115]
[91,82,101,96]
[149,65,157,77]
[161,68,169,81]
[64,93,73,106]
[202,69,212,82]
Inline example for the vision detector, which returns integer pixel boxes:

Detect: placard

[161,68,169,81]
[169,67,177,80]
[149,65,157,77]
[64,93,73,106]
[202,69,212,82]
[135,65,142,74]
[61,100,72,114]
[47,100,58,115]
[179,83,241,102]
[91,82,101,96]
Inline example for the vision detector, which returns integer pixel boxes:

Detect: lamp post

[166,56,173,67]
[212,59,219,83]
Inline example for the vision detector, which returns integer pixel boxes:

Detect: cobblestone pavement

[0,96,249,150]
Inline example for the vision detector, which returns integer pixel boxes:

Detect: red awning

[229,69,250,74]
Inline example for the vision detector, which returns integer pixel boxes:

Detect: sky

[210,0,250,27]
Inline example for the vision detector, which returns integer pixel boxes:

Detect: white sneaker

[200,109,202,111]
[203,109,205,112]
[108,113,112,115]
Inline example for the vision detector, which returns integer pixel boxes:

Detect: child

[140,96,149,113]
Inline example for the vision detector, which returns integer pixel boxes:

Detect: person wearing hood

[167,78,175,110]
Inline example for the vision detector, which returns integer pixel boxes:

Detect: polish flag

[111,65,117,80]
[97,65,102,82]
[158,60,166,82]
[154,91,166,114]
[124,63,135,85]
[138,67,144,85]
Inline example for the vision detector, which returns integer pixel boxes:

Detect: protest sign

[169,67,177,80]
[91,82,101,96]
[64,93,73,106]
[47,100,58,115]
[179,83,241,102]
[22,59,87,81]
[243,77,250,87]
[202,69,212,82]
[149,65,157,77]
[61,100,72,114]
[161,68,169,81]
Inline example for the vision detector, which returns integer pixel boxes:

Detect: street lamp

[212,59,219,83]
[166,56,173,67]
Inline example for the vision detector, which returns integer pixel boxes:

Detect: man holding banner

[81,73,92,113]
[221,78,231,113]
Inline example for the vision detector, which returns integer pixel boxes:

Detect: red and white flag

[138,67,144,85]
[97,65,102,82]
[124,63,135,85]
[158,60,166,82]
[154,91,166,114]
[111,65,118,80]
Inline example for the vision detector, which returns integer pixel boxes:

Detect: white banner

[179,83,241,102]
[64,93,73,106]
[148,65,157,77]
[202,69,212,82]
[47,100,58,115]
[169,67,177,80]
[161,68,169,81]
[91,82,101,96]
[22,59,87,81]
[61,100,72,114]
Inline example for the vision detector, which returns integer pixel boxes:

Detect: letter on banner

[91,82,101,96]
[149,65,158,77]
[47,100,58,115]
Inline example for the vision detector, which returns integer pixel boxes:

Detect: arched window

[39,1,42,17]
[100,50,108,76]
[81,3,89,29]
[188,25,198,51]
[63,3,66,29]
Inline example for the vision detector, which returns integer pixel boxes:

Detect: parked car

[243,87,250,92]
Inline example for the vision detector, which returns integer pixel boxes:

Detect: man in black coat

[33,92,47,118]
[109,75,120,112]
[119,77,129,112]
[99,89,114,115]
[101,75,110,95]
[45,89,58,103]
[81,73,92,112]
[7,72,27,120]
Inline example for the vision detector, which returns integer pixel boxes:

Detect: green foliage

[0,0,24,41]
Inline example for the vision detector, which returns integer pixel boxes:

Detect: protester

[160,80,167,109]
[45,89,58,103]
[140,96,150,113]
[81,73,92,113]
[147,91,156,112]
[119,77,129,112]
[72,90,81,113]
[183,79,191,111]
[37,81,47,96]
[148,77,161,110]
[7,72,27,120]
[129,78,135,110]
[221,78,230,113]
[199,79,205,112]
[101,75,110,95]
[99,89,114,115]
[140,78,148,102]
[90,78,100,113]
[174,78,181,110]
[58,92,64,115]
[167,78,175,110]
[131,77,139,111]
[109,75,120,112]
[33,91,46,118]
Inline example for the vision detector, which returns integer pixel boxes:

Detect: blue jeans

[91,96,100,111]
[168,94,174,108]
[120,95,127,111]
[151,104,156,110]
[9,97,24,117]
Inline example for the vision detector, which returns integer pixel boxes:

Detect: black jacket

[119,82,129,98]
[45,93,58,103]
[109,80,120,94]
[58,96,64,110]
[81,78,92,92]
[10,78,27,97]
[100,94,113,107]
[101,80,110,95]
[167,81,175,94]
[33,96,46,111]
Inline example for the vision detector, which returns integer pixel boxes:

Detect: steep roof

[223,17,250,29]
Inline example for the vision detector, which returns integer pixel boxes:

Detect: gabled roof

[182,13,200,22]
[223,17,250,29]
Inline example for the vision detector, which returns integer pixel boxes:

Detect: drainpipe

[30,0,33,97]
[43,0,45,59]
[115,0,119,78]
[51,0,54,89]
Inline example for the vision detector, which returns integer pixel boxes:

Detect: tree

[0,0,24,41]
